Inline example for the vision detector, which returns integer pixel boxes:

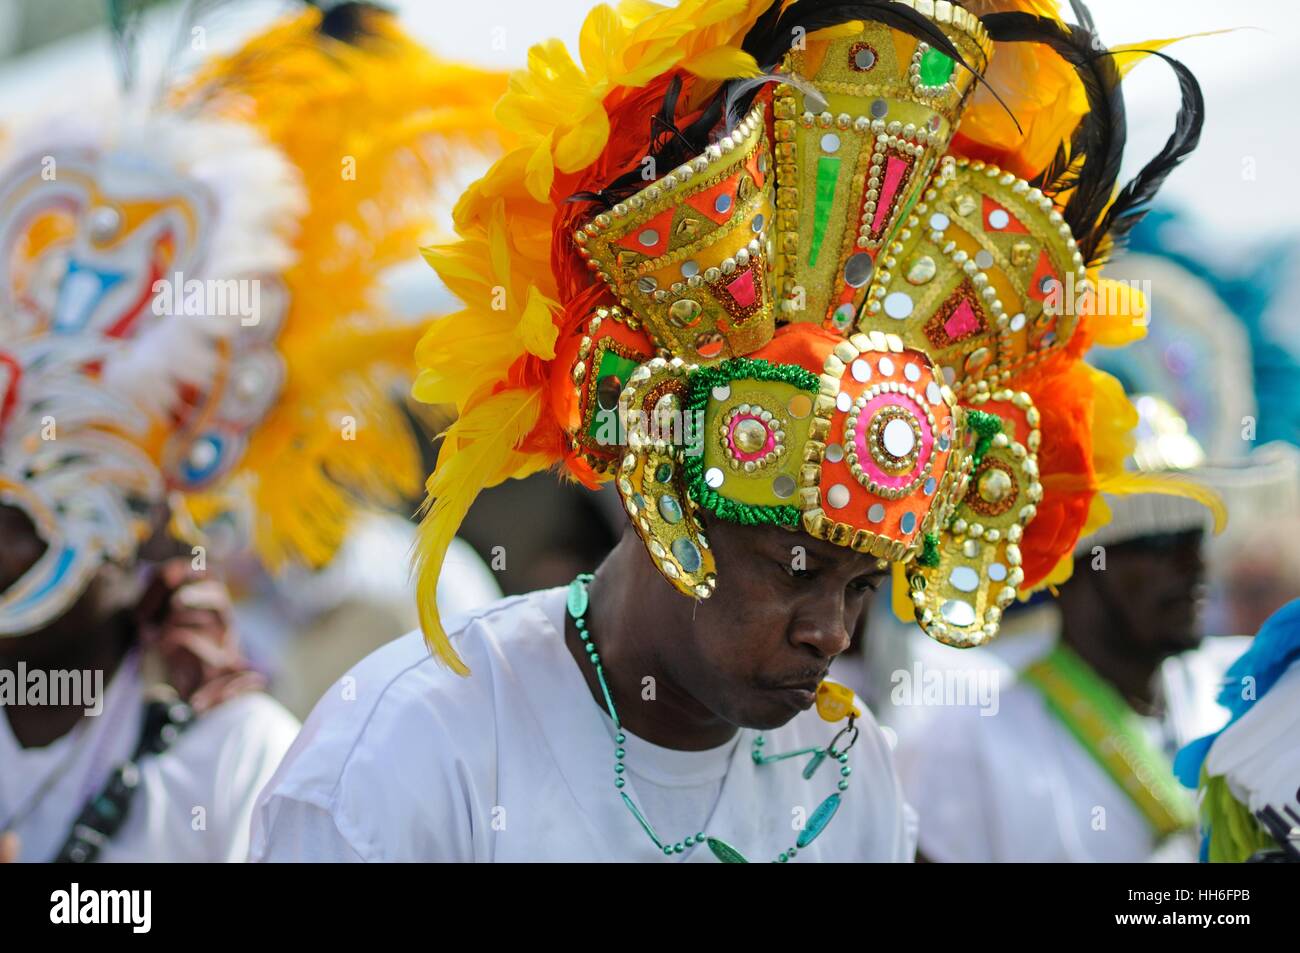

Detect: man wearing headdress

[252,0,1206,863]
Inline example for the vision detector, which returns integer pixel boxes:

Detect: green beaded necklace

[566,573,858,864]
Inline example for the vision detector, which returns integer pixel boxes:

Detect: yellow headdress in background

[0,4,506,634]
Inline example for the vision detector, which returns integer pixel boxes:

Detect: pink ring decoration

[850,393,933,489]
[726,412,776,463]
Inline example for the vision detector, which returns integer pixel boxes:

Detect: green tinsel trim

[682,358,818,528]
[965,409,1003,470]
[688,357,820,400]
[689,486,803,527]
[917,532,941,567]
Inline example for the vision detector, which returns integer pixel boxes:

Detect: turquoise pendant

[620,793,662,850]
[566,577,589,619]
[707,837,749,864]
[796,793,841,849]
[801,749,827,780]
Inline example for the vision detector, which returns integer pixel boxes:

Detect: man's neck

[563,538,739,751]
[1,615,133,749]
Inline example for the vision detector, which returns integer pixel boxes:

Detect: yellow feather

[1086,367,1138,479]
[408,0,790,668]
[1088,277,1149,348]
[1095,471,1228,535]
[890,561,915,623]
[1110,32,1238,78]
[519,287,560,360]
[414,388,547,674]
[682,47,763,80]
[169,8,510,572]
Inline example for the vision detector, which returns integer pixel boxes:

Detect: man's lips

[769,684,819,710]
[760,671,828,694]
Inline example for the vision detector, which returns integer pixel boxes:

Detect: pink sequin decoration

[870,155,909,235]
[944,298,982,340]
[725,268,757,308]
[726,412,775,462]
[850,394,933,489]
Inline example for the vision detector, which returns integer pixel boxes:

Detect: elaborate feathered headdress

[0,4,506,634]
[412,0,1220,674]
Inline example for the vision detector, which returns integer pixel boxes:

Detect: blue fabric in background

[1174,599,1300,789]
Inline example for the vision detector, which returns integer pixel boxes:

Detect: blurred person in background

[897,399,1252,862]
[0,1,505,860]
[1094,245,1300,638]
[890,222,1300,861]
[0,506,296,863]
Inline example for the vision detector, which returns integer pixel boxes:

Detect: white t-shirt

[0,653,300,862]
[250,587,918,862]
[895,616,1244,863]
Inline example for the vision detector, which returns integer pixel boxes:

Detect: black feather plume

[306,1,389,43]
[1090,50,1203,262]
[1067,0,1097,34]
[1035,141,1083,196]
[984,9,1204,266]
[983,11,1127,265]
[649,75,697,156]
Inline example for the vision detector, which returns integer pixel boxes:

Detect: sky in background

[0,0,1293,247]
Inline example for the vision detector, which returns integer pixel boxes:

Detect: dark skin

[564,519,889,750]
[1057,529,1206,716]
[0,504,245,863]
[0,503,222,749]
[0,505,141,748]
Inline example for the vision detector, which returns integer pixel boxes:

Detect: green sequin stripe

[965,409,1003,470]
[693,489,802,527]
[683,358,819,529]
[807,156,841,268]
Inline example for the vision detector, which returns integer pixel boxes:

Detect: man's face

[0,503,141,659]
[654,520,888,731]
[1090,529,1207,657]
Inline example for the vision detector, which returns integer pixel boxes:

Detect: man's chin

[1157,629,1204,656]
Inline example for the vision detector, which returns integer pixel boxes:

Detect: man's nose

[787,589,852,658]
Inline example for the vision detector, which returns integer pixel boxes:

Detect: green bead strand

[567,573,851,864]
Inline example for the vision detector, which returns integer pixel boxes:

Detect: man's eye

[849,576,883,593]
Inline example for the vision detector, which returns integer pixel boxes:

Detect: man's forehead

[740,521,888,573]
